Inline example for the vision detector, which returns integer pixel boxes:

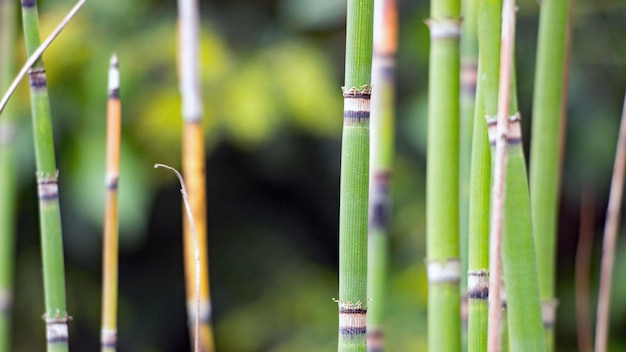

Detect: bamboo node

[37,170,60,201]
[342,85,373,97]
[100,328,117,347]
[486,113,522,146]
[0,289,12,312]
[467,270,489,299]
[425,258,461,283]
[43,311,71,343]
[541,299,559,328]
[425,17,462,40]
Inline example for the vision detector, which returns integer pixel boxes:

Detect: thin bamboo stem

[485,0,515,345]
[0,0,86,116]
[467,0,501,348]
[426,0,462,350]
[575,189,594,352]
[0,0,17,350]
[20,0,70,350]
[594,92,626,352]
[366,1,397,351]
[529,0,569,347]
[101,54,121,352]
[460,0,479,304]
[338,1,374,351]
[467,58,490,352]
[177,0,214,350]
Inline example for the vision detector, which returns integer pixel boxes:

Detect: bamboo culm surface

[178,0,215,349]
[366,0,397,351]
[338,1,374,351]
[101,54,121,352]
[426,0,462,350]
[0,0,17,350]
[468,0,501,350]
[529,0,569,348]
[20,0,70,350]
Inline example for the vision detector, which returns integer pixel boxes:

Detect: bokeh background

[4,0,626,350]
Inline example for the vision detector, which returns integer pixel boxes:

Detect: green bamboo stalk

[337,1,374,351]
[529,0,569,348]
[20,0,70,350]
[595,93,626,352]
[177,0,215,350]
[0,1,17,351]
[466,0,500,349]
[466,59,490,352]
[486,60,546,352]
[366,0,397,351]
[101,54,121,352]
[426,0,461,350]
[459,0,479,301]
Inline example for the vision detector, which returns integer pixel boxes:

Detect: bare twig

[0,0,87,115]
[594,92,626,352]
[154,163,200,352]
[487,0,516,351]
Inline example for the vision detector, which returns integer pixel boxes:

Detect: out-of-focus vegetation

[4,0,626,350]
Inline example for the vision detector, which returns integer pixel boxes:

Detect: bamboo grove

[1,0,626,351]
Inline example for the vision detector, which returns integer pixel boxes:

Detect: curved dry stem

[0,0,87,115]
[154,163,200,352]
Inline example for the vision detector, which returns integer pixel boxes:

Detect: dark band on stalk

[339,306,367,336]
[461,59,478,97]
[367,329,383,352]
[373,53,395,79]
[486,113,522,147]
[370,171,391,231]
[186,298,213,324]
[426,258,461,284]
[467,270,489,300]
[29,68,48,91]
[106,175,118,191]
[426,17,462,41]
[100,328,117,349]
[541,300,558,328]
[108,54,120,99]
[45,315,69,344]
[343,88,371,125]
[20,0,36,8]
[0,289,12,314]
[37,171,59,202]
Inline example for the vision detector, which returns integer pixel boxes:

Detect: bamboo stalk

[529,0,569,347]
[177,0,215,350]
[426,0,461,349]
[366,0,397,351]
[467,0,500,349]
[594,92,626,352]
[466,59,490,352]
[338,1,374,351]
[101,54,121,352]
[459,0,479,305]
[20,0,70,350]
[485,0,515,346]
[0,0,17,350]
[155,164,201,352]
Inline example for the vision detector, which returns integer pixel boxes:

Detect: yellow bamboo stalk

[101,54,121,352]
[183,122,214,351]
